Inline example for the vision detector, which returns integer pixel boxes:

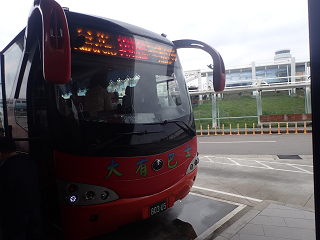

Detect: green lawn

[192,93,306,129]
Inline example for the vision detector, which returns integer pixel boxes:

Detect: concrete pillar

[206,72,209,101]
[197,70,202,89]
[291,57,296,83]
[304,62,311,113]
[305,86,312,114]
[251,61,262,123]
[252,61,256,84]
[305,62,309,81]
[291,57,296,95]
[252,61,258,96]
[211,93,217,128]
[256,91,262,125]
[198,70,202,102]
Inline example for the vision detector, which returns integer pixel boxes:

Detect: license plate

[150,200,167,217]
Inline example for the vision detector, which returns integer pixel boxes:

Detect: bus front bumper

[60,168,197,240]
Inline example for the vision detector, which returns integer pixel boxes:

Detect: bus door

[25,45,62,225]
[18,0,71,174]
[0,27,60,224]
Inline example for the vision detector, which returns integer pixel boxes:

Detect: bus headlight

[185,154,199,175]
[67,184,78,193]
[84,191,95,201]
[101,191,109,200]
[57,179,119,206]
[68,194,79,204]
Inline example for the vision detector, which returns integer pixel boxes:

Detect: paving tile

[250,215,286,226]
[284,217,315,230]
[302,210,316,220]
[219,209,260,240]
[263,225,315,240]
[278,205,304,211]
[259,208,306,219]
[213,236,229,240]
[217,203,316,240]
[238,233,293,240]
[229,234,240,240]
[266,203,304,212]
[265,203,286,209]
[238,223,264,236]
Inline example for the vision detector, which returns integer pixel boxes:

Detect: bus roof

[65,11,174,47]
[2,10,175,54]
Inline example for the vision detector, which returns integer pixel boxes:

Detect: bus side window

[3,38,24,100]
[15,99,28,131]
[3,35,25,132]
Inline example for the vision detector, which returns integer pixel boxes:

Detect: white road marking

[255,160,274,169]
[228,158,241,165]
[198,141,276,144]
[192,186,263,202]
[289,164,313,174]
[204,156,213,162]
[201,156,313,174]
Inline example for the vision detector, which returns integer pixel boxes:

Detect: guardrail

[189,80,310,95]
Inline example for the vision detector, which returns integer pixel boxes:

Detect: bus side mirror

[27,0,71,84]
[173,39,225,92]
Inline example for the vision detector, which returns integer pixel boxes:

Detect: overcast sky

[0,0,309,71]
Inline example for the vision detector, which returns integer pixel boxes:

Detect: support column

[198,70,202,102]
[305,86,312,114]
[206,72,209,88]
[206,72,209,101]
[252,61,256,84]
[304,62,311,114]
[291,57,296,95]
[256,91,262,125]
[252,61,262,122]
[305,62,309,81]
[252,61,257,96]
[211,93,217,128]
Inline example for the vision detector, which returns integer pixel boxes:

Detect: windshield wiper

[145,120,196,136]
[86,130,164,155]
[166,120,196,136]
[120,130,164,135]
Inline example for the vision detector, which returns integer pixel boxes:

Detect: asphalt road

[193,133,314,210]
[197,133,313,155]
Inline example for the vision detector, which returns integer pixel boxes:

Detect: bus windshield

[56,25,190,124]
[51,24,194,156]
[55,61,190,124]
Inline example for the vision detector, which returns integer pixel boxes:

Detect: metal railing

[189,76,310,95]
[190,75,311,129]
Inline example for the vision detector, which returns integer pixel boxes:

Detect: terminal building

[185,50,311,126]
[185,49,309,89]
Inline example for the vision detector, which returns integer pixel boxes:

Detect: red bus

[0,0,225,239]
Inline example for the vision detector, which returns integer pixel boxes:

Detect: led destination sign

[75,27,177,65]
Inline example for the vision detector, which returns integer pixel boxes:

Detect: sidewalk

[213,200,315,240]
